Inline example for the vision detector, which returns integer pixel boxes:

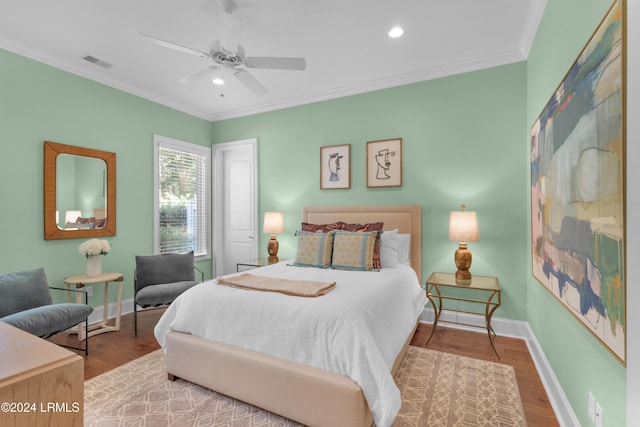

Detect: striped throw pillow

[293,230,335,268]
[331,230,378,271]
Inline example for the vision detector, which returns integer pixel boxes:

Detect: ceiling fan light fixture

[388,26,404,38]
[139,2,305,97]
[213,66,225,85]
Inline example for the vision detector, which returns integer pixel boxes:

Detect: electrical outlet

[588,391,595,421]
[85,286,93,297]
[595,401,604,427]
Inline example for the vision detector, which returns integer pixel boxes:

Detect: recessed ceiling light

[212,77,224,85]
[388,27,404,38]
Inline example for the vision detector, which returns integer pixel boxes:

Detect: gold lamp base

[267,234,279,263]
[454,242,472,284]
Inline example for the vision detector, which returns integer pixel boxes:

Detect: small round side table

[64,272,124,341]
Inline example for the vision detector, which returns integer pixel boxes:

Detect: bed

[154,205,424,427]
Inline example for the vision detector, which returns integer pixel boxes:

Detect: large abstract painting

[530,0,625,364]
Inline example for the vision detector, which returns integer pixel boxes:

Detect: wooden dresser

[0,322,83,427]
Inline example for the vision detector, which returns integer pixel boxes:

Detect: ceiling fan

[137,1,306,97]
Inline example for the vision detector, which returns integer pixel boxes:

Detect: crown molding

[1,34,528,123]
[519,0,547,57]
[0,35,213,121]
[209,49,527,121]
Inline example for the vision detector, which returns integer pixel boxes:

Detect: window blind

[155,137,210,257]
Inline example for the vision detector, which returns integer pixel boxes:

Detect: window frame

[153,134,211,259]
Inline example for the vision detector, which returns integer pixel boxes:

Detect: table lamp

[65,210,82,225]
[263,211,284,262]
[449,204,479,282]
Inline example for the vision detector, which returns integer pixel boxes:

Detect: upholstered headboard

[302,205,422,282]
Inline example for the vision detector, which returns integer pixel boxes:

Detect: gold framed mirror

[44,141,116,240]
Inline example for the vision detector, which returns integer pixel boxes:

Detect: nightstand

[236,257,281,272]
[424,272,501,358]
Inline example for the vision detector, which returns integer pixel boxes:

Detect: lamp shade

[65,210,82,224]
[263,212,284,234]
[448,206,479,242]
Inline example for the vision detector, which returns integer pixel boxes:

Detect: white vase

[86,255,102,278]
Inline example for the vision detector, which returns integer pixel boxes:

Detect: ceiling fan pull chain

[220,71,225,98]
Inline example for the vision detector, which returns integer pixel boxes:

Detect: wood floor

[51,309,559,426]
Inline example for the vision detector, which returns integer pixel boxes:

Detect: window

[154,135,210,258]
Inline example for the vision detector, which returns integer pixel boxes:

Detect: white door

[213,139,258,276]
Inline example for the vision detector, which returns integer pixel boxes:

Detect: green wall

[0,48,214,307]
[526,1,626,426]
[3,3,631,422]
[213,63,528,321]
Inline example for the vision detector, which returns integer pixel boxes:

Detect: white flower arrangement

[79,239,111,258]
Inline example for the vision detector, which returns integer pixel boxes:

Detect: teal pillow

[331,230,378,271]
[0,268,52,317]
[293,230,335,268]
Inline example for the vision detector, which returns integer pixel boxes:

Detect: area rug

[84,346,526,426]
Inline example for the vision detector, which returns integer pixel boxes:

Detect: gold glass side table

[236,257,282,272]
[424,272,501,358]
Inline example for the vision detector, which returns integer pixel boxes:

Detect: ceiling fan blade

[245,57,306,71]
[219,11,242,54]
[178,66,218,84]
[234,69,268,96]
[137,33,210,58]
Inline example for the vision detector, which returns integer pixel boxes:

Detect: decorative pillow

[93,218,107,228]
[380,229,399,268]
[397,233,411,264]
[331,230,378,271]
[293,230,335,268]
[301,222,345,233]
[341,221,383,233]
[342,222,384,269]
[72,217,106,229]
[0,268,52,317]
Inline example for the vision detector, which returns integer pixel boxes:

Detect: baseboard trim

[87,298,135,327]
[420,309,579,427]
[94,300,578,426]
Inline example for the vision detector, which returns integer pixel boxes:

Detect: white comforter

[154,261,426,427]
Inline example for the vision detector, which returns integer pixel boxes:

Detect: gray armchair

[134,251,203,334]
[0,267,93,355]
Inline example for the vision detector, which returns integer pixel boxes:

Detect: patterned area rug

[84,346,526,426]
[393,347,526,426]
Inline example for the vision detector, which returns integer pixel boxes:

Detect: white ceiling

[0,0,545,122]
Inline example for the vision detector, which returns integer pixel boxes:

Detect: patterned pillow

[77,217,95,224]
[341,222,384,232]
[301,222,345,233]
[342,222,384,269]
[331,230,379,271]
[293,230,335,268]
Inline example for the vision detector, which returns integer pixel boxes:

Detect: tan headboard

[302,205,422,282]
